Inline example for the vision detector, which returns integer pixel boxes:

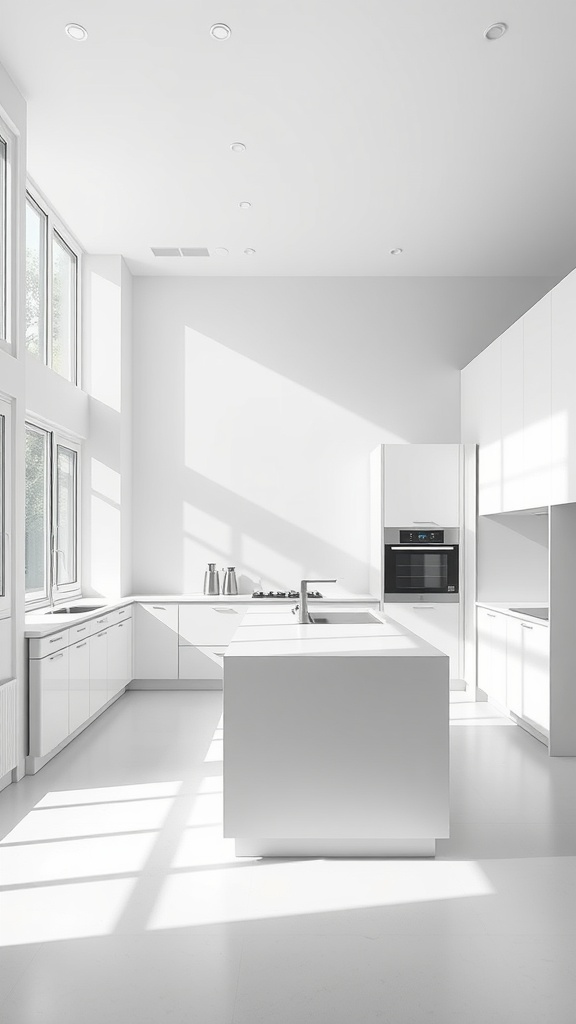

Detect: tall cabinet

[370,443,475,690]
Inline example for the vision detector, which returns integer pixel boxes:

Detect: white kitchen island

[223,607,449,858]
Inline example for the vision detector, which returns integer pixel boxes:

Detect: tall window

[25,185,80,383]
[0,131,7,345]
[25,194,47,361]
[25,423,81,605]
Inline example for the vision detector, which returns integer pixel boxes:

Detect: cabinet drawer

[70,618,101,642]
[179,604,245,646]
[179,645,226,680]
[113,605,132,623]
[29,629,70,659]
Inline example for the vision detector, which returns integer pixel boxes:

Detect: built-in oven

[384,528,459,602]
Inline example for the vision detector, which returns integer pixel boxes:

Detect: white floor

[1,691,576,1024]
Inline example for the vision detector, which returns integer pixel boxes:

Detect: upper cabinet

[551,271,576,505]
[462,271,576,514]
[461,342,501,515]
[382,444,461,527]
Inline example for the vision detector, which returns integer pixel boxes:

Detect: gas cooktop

[252,590,323,599]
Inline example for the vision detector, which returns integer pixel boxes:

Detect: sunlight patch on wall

[88,271,122,412]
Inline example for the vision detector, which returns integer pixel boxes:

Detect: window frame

[0,113,16,355]
[25,419,82,609]
[0,394,12,619]
[25,180,82,384]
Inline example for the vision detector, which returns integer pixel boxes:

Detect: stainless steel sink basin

[309,611,380,625]
[47,604,107,615]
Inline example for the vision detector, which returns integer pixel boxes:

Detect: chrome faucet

[292,579,337,623]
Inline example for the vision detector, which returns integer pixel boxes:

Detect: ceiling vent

[180,247,210,257]
[151,247,181,257]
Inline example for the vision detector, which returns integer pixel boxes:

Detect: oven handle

[389,546,455,551]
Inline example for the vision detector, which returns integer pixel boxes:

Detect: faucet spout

[295,578,337,623]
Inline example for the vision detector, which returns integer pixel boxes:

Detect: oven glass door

[385,545,458,594]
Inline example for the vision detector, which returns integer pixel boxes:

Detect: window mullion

[46,210,53,370]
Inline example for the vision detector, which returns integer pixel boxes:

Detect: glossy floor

[1,693,575,1023]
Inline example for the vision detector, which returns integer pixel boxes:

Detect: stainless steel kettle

[203,563,220,595]
[222,567,238,595]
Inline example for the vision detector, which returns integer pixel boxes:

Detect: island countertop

[226,607,448,659]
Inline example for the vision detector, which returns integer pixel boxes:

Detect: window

[25,194,47,361]
[25,184,81,383]
[25,422,81,606]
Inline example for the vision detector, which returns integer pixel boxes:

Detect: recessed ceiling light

[65,23,88,41]
[243,248,256,255]
[484,22,508,40]
[210,23,231,40]
[213,247,229,256]
[390,248,403,256]
[239,201,252,209]
[230,142,246,153]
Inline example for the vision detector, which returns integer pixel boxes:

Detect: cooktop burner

[252,590,323,599]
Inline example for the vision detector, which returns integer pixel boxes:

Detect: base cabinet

[384,603,461,679]
[506,617,549,734]
[89,630,109,716]
[30,648,70,757]
[107,619,133,697]
[477,608,550,738]
[477,607,507,706]
[134,604,178,679]
[69,639,90,734]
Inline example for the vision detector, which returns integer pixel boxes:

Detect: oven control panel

[399,530,445,544]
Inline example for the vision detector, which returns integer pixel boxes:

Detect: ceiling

[1,0,576,277]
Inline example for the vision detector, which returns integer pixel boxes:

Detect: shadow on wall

[182,467,370,594]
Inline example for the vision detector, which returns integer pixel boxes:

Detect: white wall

[476,513,549,603]
[82,255,132,598]
[132,276,557,595]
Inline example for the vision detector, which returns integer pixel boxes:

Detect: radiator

[0,678,17,778]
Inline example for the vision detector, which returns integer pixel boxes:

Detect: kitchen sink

[309,611,381,625]
[46,604,108,615]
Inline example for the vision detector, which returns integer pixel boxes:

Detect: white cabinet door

[383,444,460,527]
[30,648,70,757]
[523,294,551,509]
[121,617,133,687]
[107,622,125,698]
[505,617,523,716]
[383,602,460,678]
[462,341,502,515]
[179,645,226,681]
[134,604,178,679]
[69,638,90,734]
[476,608,506,706]
[89,630,108,715]
[500,320,524,512]
[521,621,550,733]
[551,269,576,505]
[178,604,246,646]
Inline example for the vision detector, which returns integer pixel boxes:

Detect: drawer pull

[77,626,87,633]
[521,622,533,630]
[118,624,124,629]
[97,617,108,624]
[50,653,64,661]
[487,613,496,618]
[75,642,87,649]
[213,607,237,614]
[97,630,108,638]
[49,635,64,643]
[412,606,435,610]
[152,606,166,611]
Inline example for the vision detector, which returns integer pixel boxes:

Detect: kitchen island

[223,607,449,858]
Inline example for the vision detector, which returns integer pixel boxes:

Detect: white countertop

[476,601,549,625]
[24,593,380,638]
[226,607,447,659]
